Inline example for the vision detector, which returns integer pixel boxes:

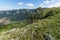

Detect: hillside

[0,9,35,21]
[0,7,60,40]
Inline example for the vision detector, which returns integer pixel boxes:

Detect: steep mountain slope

[0,7,60,40]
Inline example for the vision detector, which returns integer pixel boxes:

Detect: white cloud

[49,3,60,7]
[18,2,24,5]
[26,4,34,7]
[0,6,19,11]
[39,0,60,8]
[0,7,11,10]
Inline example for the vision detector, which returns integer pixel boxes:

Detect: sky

[0,0,60,10]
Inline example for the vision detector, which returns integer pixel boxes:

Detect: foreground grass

[0,13,60,40]
[0,20,28,35]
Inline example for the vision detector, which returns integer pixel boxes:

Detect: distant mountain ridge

[0,9,36,21]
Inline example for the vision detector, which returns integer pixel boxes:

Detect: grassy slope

[0,8,60,40]
[1,13,60,40]
[0,20,28,36]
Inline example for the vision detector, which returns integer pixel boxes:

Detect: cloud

[18,2,24,5]
[39,0,60,8]
[0,7,11,10]
[26,4,34,7]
